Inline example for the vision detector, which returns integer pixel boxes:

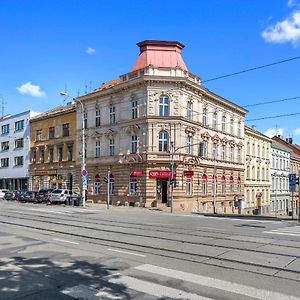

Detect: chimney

[131,40,188,72]
[286,137,293,144]
[251,125,256,130]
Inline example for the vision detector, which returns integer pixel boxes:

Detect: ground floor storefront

[83,162,244,213]
[29,169,77,192]
[0,178,28,191]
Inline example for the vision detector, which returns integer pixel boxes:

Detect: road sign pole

[107,167,110,209]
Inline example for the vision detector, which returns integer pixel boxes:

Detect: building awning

[130,169,142,177]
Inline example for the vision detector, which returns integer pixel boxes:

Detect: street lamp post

[60,92,86,208]
[170,141,175,213]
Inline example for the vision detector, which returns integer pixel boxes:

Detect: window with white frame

[230,146,234,162]
[237,148,241,163]
[221,145,226,160]
[95,141,101,157]
[83,111,88,129]
[202,174,207,194]
[1,158,9,167]
[109,139,115,156]
[1,124,9,135]
[222,115,226,132]
[15,120,24,131]
[212,143,217,160]
[237,122,241,137]
[95,110,101,127]
[159,95,169,116]
[109,175,115,195]
[109,106,116,124]
[131,100,138,119]
[203,141,208,157]
[187,101,192,120]
[202,108,208,126]
[158,131,168,152]
[1,141,9,151]
[131,135,138,154]
[186,180,192,195]
[230,119,234,135]
[94,175,100,195]
[186,136,193,154]
[229,176,234,193]
[14,156,23,166]
[212,112,217,129]
[221,176,226,194]
[129,176,137,195]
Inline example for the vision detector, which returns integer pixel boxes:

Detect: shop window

[129,176,137,196]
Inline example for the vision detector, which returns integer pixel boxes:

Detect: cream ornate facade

[244,126,271,214]
[77,40,247,212]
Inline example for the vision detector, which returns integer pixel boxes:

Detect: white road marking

[53,238,79,245]
[134,264,299,300]
[264,231,300,237]
[107,248,146,257]
[28,208,71,215]
[109,275,212,300]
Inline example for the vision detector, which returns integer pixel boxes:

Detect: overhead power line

[245,112,300,122]
[244,96,300,108]
[202,56,300,83]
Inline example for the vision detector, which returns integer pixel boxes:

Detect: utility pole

[107,167,110,209]
[213,156,217,214]
[170,141,175,213]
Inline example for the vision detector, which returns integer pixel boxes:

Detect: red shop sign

[184,171,194,177]
[149,170,176,179]
[130,169,142,177]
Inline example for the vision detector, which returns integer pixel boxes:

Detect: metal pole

[170,141,174,213]
[107,167,110,209]
[213,157,217,214]
[79,100,86,208]
[292,191,294,220]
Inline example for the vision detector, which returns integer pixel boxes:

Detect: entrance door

[157,179,168,204]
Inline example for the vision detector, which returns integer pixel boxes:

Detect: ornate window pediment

[212,134,220,144]
[220,137,228,145]
[185,126,196,137]
[229,140,236,147]
[124,124,140,135]
[105,129,116,139]
[201,131,210,141]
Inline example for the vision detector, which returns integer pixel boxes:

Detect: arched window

[159,95,169,116]
[237,176,241,193]
[202,174,207,194]
[213,112,218,129]
[229,176,234,193]
[158,131,169,152]
[246,165,250,179]
[221,175,226,194]
[94,174,101,195]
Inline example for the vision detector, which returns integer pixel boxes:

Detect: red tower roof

[131,40,188,72]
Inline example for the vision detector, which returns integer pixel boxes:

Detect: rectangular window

[202,108,207,126]
[230,119,234,135]
[31,149,36,163]
[84,111,88,129]
[1,158,9,167]
[109,106,116,125]
[94,182,100,195]
[129,177,137,195]
[14,156,23,166]
[230,147,234,162]
[62,123,70,137]
[237,148,241,163]
[221,145,225,160]
[40,148,45,163]
[222,115,226,132]
[1,141,9,151]
[237,122,241,137]
[15,120,24,131]
[57,146,63,161]
[109,139,115,156]
[36,129,42,141]
[186,136,193,154]
[15,138,24,149]
[186,180,192,195]
[95,110,101,127]
[2,124,9,135]
[49,127,55,139]
[212,143,217,160]
[48,147,54,163]
[203,141,208,157]
[67,144,73,161]
[212,112,217,129]
[131,135,138,154]
[187,102,192,120]
[131,101,138,119]
[95,141,101,157]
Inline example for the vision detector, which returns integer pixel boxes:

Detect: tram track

[0,210,300,283]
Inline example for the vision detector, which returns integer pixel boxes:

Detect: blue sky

[0,0,300,142]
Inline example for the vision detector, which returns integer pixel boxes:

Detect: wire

[202,56,300,83]
[244,96,300,108]
[245,112,300,122]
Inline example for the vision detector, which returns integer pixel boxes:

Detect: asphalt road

[1,200,300,299]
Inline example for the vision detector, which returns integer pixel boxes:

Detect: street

[1,201,300,299]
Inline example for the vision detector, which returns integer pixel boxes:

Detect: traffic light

[103,176,108,183]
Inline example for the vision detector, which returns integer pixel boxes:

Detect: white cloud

[288,0,298,7]
[262,10,300,46]
[17,82,45,98]
[264,127,284,138]
[86,47,96,54]
[293,128,300,135]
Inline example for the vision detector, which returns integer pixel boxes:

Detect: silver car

[50,189,78,204]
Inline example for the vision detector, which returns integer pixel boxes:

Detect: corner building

[78,40,247,212]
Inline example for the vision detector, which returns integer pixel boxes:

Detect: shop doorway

[157,179,168,204]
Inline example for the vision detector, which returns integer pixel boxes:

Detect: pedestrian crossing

[264,225,300,237]
[27,207,99,215]
[61,263,300,300]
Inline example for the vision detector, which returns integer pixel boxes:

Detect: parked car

[0,189,9,199]
[4,191,18,200]
[17,191,27,202]
[21,191,39,203]
[49,189,79,204]
[37,189,52,203]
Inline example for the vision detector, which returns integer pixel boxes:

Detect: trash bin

[253,208,259,215]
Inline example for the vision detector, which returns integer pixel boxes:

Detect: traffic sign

[81,169,88,176]
[289,173,296,192]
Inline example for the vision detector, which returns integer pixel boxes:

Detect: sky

[0,0,300,143]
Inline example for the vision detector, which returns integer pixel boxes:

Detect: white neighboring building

[270,140,291,215]
[0,110,39,190]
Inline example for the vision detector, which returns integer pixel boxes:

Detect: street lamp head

[60,92,68,97]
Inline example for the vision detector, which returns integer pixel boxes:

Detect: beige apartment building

[29,104,77,191]
[76,40,247,212]
[244,126,272,214]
